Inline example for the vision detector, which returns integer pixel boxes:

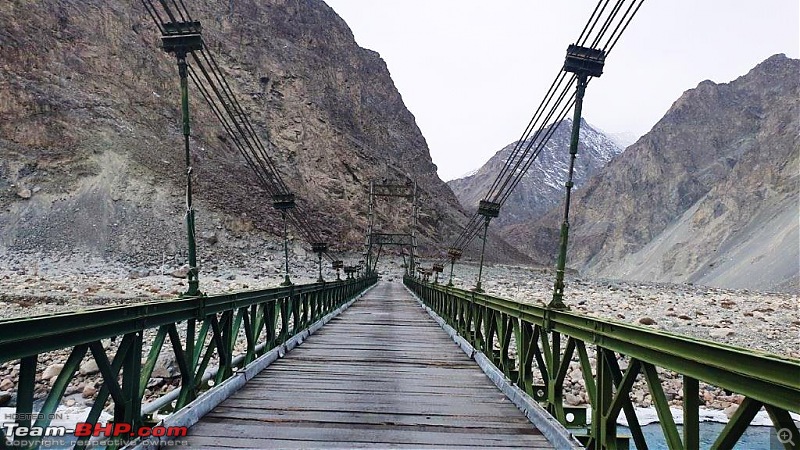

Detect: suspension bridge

[1,1,798,449]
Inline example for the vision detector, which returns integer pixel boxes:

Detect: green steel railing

[0,276,376,449]
[405,276,800,450]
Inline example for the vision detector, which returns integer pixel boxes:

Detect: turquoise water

[621,423,785,449]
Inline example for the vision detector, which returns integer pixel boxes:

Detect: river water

[621,422,788,449]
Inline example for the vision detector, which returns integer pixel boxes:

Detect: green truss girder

[0,277,376,450]
[0,282,369,361]
[406,278,799,412]
[405,276,800,450]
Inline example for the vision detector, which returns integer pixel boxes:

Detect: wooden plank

[184,281,554,448]
[240,382,503,395]
[198,416,541,435]
[213,400,520,416]
[225,390,511,404]
[186,435,540,449]
[188,422,550,447]
[205,407,534,428]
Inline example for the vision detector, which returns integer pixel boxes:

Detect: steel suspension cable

[589,0,626,49]
[498,96,575,205]
[186,66,278,196]
[156,0,179,24]
[195,48,289,193]
[199,46,289,193]
[603,0,645,54]
[168,0,187,22]
[485,73,576,201]
[575,0,607,46]
[143,0,338,260]
[439,0,645,266]
[141,1,166,33]
[188,52,283,194]
[483,70,572,199]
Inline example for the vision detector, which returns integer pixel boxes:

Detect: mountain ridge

[447,118,622,233]
[1,0,517,266]
[510,54,799,292]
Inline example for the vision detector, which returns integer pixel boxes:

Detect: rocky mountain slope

[510,54,799,292]
[0,0,515,267]
[447,118,622,232]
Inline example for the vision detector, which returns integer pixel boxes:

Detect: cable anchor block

[160,21,203,54]
[272,193,296,211]
[563,44,606,78]
[477,200,501,219]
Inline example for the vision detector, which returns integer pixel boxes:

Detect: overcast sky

[323,0,799,181]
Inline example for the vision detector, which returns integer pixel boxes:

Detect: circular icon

[777,428,795,446]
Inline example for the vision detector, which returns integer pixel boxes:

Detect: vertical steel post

[447,258,455,287]
[593,346,616,449]
[16,355,36,431]
[366,181,374,275]
[474,217,490,293]
[178,53,201,297]
[550,74,588,309]
[281,211,292,286]
[120,331,143,439]
[317,252,324,283]
[410,181,418,276]
[684,376,700,449]
[548,331,565,421]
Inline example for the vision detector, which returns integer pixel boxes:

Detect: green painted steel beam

[406,279,800,413]
[712,397,763,449]
[0,279,375,363]
[683,376,700,450]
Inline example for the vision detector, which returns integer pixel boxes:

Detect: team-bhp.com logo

[3,422,187,446]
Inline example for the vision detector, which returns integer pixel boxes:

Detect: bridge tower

[549,44,606,310]
[363,180,418,276]
[160,20,204,297]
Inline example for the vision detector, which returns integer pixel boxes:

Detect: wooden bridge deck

[184,280,553,448]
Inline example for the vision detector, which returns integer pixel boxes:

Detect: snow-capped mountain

[513,54,799,292]
[606,130,640,149]
[447,118,623,232]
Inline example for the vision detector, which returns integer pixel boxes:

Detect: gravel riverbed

[0,253,796,418]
